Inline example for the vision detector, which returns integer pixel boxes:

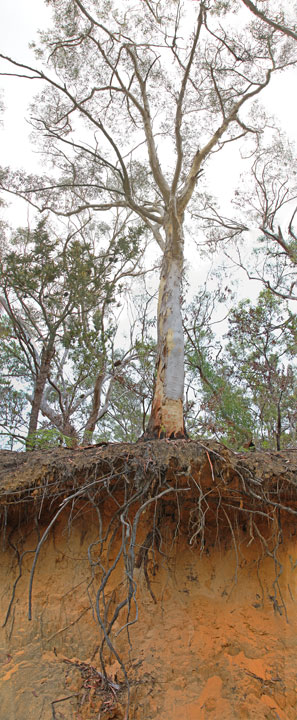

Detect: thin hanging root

[206,450,215,483]
[135,528,161,603]
[221,506,239,586]
[252,515,288,622]
[3,525,37,628]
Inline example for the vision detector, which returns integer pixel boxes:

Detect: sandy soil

[0,507,296,718]
[1,440,297,719]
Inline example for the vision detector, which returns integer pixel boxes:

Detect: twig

[45,606,91,642]
[51,695,78,719]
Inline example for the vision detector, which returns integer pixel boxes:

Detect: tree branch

[240,0,297,42]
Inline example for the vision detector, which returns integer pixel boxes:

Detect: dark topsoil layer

[1,439,297,517]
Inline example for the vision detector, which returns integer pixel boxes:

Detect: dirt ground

[1,440,297,719]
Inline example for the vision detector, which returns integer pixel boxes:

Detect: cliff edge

[1,440,297,719]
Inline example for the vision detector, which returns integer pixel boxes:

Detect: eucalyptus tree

[225,290,297,450]
[233,140,297,301]
[184,286,297,449]
[184,286,255,447]
[0,216,145,448]
[0,319,29,448]
[1,0,296,437]
[94,352,156,443]
[198,135,297,300]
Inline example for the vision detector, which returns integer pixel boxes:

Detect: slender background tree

[196,133,297,301]
[184,286,297,450]
[0,215,147,447]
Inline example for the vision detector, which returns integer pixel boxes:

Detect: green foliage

[225,290,297,449]
[26,427,74,450]
[199,360,254,448]
[0,381,28,449]
[0,217,147,448]
[184,287,297,450]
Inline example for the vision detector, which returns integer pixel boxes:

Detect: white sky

[0,0,52,225]
[1,0,297,300]
[1,1,51,162]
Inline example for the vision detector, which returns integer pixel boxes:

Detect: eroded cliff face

[0,441,297,719]
[1,509,297,719]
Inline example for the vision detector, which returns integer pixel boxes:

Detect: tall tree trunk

[60,419,79,447]
[146,212,185,438]
[82,371,105,445]
[26,343,55,449]
[276,397,282,451]
[39,398,79,447]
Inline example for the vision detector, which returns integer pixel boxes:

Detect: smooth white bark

[147,215,185,437]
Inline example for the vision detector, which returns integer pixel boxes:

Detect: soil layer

[1,439,297,719]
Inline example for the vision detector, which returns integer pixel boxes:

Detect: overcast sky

[0,1,51,225]
[1,0,51,163]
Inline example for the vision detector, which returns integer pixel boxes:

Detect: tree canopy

[0,216,150,448]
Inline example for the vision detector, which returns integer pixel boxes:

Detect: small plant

[26,427,74,450]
